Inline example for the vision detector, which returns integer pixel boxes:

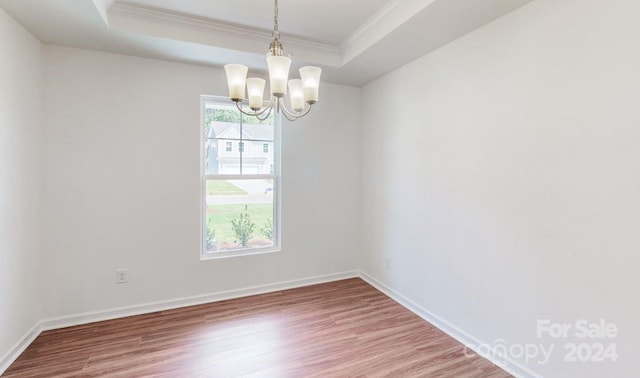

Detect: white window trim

[199,95,281,260]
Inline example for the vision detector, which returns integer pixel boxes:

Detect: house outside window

[201,96,280,258]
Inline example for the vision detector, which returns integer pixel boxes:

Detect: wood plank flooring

[3,278,511,377]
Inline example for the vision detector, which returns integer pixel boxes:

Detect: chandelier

[224,0,321,121]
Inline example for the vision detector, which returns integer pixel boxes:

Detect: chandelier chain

[272,0,280,40]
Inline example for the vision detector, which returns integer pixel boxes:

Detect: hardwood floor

[3,278,510,377]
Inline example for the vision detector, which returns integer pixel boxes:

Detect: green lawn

[206,180,247,196]
[206,203,273,247]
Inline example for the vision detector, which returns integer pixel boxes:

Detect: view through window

[201,96,279,256]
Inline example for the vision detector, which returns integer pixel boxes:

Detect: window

[201,96,279,258]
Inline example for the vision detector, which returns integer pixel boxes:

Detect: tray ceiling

[0,0,534,86]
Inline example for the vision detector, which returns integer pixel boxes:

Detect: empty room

[0,0,637,377]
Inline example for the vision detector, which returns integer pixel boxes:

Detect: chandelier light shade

[224,0,322,121]
[300,66,321,103]
[266,55,292,97]
[287,79,304,112]
[224,64,248,102]
[246,78,266,110]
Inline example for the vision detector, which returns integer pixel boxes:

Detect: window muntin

[201,97,280,257]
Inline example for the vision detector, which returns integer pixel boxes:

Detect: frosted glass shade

[246,78,266,110]
[288,79,305,112]
[224,64,248,101]
[300,66,321,104]
[267,56,291,97]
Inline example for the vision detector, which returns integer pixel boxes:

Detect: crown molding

[108,1,342,66]
[92,0,117,26]
[340,0,436,65]
[105,0,437,70]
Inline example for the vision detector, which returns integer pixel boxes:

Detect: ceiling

[120,0,391,46]
[0,0,534,86]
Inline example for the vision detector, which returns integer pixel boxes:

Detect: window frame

[200,95,281,260]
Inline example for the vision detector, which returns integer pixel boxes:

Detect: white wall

[360,0,639,377]
[0,8,43,368]
[41,46,361,319]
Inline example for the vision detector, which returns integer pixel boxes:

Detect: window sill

[200,246,281,260]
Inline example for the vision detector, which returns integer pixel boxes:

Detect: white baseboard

[0,270,358,375]
[40,270,359,331]
[1,270,541,378]
[358,271,541,378]
[0,321,42,375]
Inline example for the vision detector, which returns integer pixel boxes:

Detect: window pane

[238,140,273,174]
[204,103,275,133]
[205,179,275,253]
[204,139,240,174]
[202,97,279,257]
[241,123,274,142]
[206,139,274,175]
[208,121,274,142]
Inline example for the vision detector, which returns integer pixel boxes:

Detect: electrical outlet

[385,255,391,269]
[116,269,128,284]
